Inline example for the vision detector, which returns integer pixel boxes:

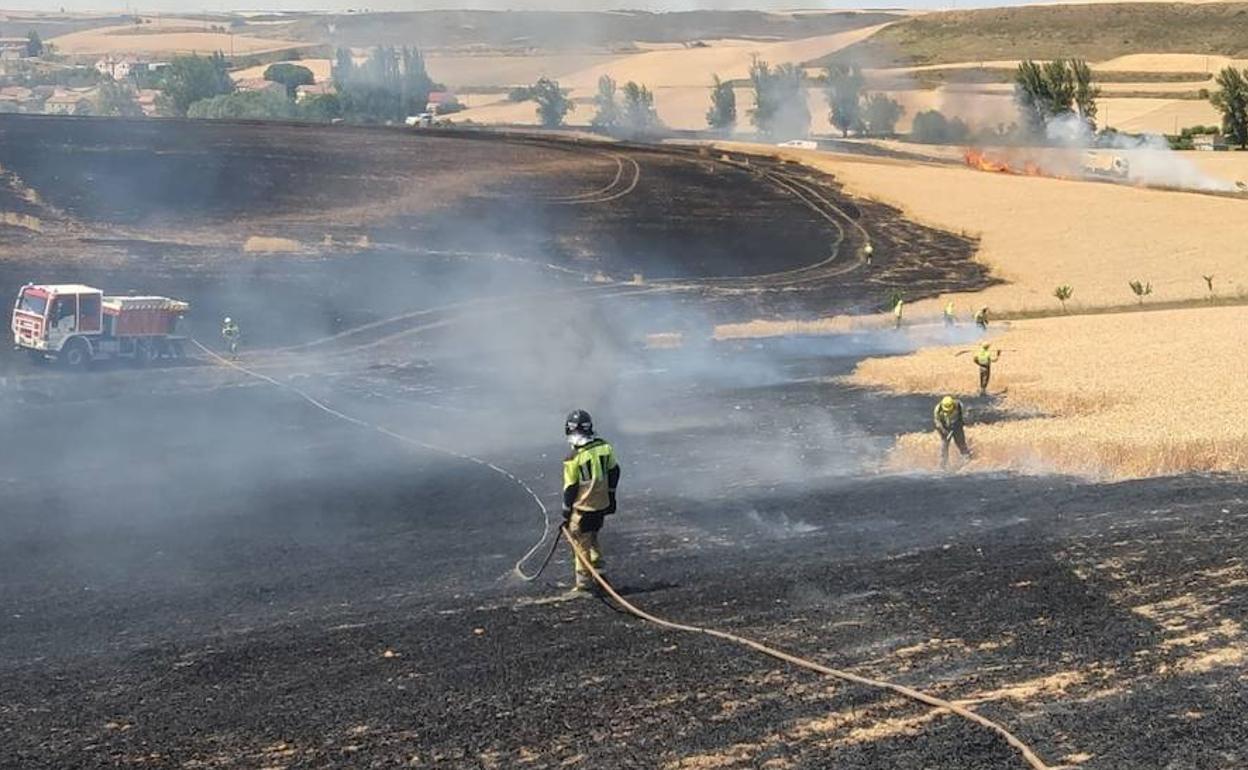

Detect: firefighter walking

[943,300,957,327]
[561,410,621,594]
[893,297,905,330]
[221,316,240,358]
[974,342,1000,397]
[974,306,990,331]
[934,396,972,470]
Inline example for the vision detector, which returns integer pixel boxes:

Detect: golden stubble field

[849,305,1248,479]
[782,149,1248,315]
[50,19,304,57]
[716,145,1248,478]
[445,36,1234,135]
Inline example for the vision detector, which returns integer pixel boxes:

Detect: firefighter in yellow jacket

[934,396,972,470]
[561,410,621,593]
[974,341,1001,396]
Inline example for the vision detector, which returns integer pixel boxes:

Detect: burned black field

[1,117,1246,769]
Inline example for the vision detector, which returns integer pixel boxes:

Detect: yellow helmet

[980,341,990,349]
[940,396,957,411]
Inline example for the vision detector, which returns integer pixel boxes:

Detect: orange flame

[963,148,1047,177]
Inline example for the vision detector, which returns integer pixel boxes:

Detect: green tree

[824,63,865,137]
[300,93,342,122]
[749,57,809,138]
[1041,59,1075,115]
[591,74,620,131]
[95,79,143,117]
[1014,58,1099,135]
[1071,59,1099,124]
[187,90,297,120]
[1128,280,1153,305]
[331,46,438,123]
[332,47,354,88]
[264,63,315,99]
[910,109,968,144]
[706,74,736,131]
[532,77,573,128]
[1053,284,1073,313]
[26,30,43,58]
[620,81,660,136]
[861,93,903,136]
[1211,67,1248,149]
[1014,60,1049,135]
[157,52,234,117]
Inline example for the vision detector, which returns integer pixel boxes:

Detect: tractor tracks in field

[655,162,872,292]
[273,282,664,359]
[542,149,642,206]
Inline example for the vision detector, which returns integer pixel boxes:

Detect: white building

[295,82,334,102]
[95,55,150,81]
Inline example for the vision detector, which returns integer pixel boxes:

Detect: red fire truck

[12,283,189,367]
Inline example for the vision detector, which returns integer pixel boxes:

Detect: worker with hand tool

[934,396,972,470]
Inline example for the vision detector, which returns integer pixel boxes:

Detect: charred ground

[0,116,987,360]
[1,117,1245,770]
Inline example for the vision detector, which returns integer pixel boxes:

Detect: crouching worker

[561,409,621,594]
[934,395,972,470]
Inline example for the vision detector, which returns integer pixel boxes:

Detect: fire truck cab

[12,283,189,367]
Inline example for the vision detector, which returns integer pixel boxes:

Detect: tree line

[86,46,446,124]
[524,57,907,139]
[78,42,1248,149]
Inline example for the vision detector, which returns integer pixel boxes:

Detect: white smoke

[1044,112,1236,193]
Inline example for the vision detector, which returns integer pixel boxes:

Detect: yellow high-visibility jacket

[934,402,965,431]
[562,438,620,514]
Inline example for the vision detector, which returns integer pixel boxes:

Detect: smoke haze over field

[0,1,1102,12]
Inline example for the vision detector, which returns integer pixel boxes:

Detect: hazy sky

[0,1,1019,12]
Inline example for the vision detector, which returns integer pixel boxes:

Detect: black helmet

[565,409,594,436]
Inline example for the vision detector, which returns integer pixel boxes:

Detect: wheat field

[756,149,1247,316]
[849,305,1248,478]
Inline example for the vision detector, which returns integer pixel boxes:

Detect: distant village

[0,33,155,116]
[0,28,451,124]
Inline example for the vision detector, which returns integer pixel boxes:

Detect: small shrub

[1053,284,1073,312]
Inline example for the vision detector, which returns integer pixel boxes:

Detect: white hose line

[194,338,1054,768]
[563,529,1056,770]
[190,339,555,581]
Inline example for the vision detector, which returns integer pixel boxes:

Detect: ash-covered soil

[0,116,990,360]
[4,334,1247,770]
[1,118,1245,770]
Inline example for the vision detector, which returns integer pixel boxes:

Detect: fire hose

[560,527,1055,770]
[189,339,558,581]
[191,339,1054,769]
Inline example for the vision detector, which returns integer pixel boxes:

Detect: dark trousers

[940,425,971,468]
[978,364,990,394]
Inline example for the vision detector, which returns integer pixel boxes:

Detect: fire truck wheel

[139,340,161,365]
[60,339,90,369]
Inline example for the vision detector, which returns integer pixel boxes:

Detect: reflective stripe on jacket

[562,438,620,513]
